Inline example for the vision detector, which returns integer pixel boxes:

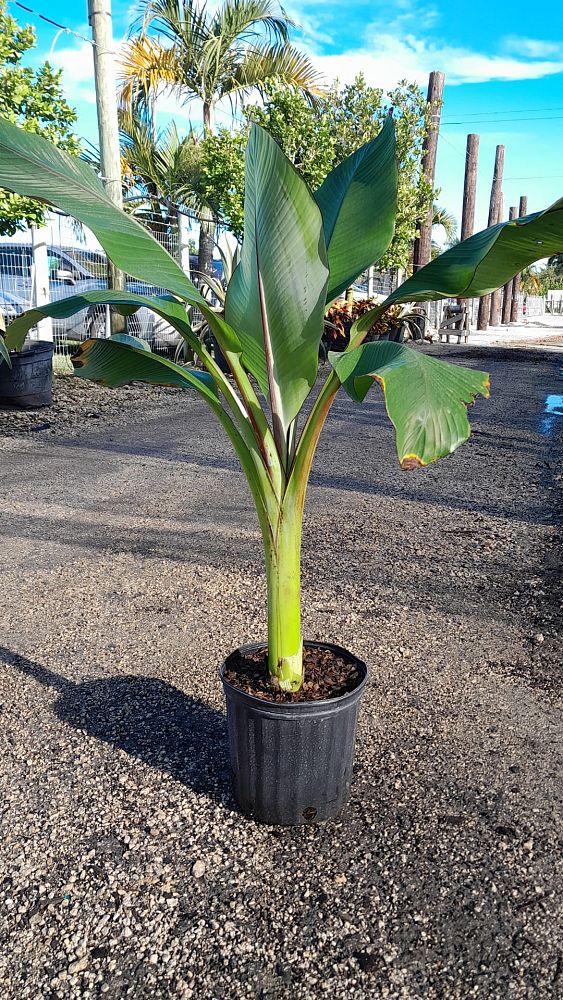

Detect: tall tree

[120,0,324,277]
[0,0,78,235]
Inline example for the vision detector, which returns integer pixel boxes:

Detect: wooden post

[412,71,445,271]
[477,144,505,330]
[461,134,480,241]
[489,191,505,326]
[457,133,480,333]
[501,206,518,324]
[510,195,528,322]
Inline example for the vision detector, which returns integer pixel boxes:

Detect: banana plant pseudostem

[1,115,562,691]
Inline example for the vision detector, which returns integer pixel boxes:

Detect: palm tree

[120,0,324,277]
[120,106,205,231]
[430,205,458,259]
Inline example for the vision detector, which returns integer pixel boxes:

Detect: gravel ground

[0,375,184,439]
[0,344,562,999]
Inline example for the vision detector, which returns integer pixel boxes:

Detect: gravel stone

[0,343,562,999]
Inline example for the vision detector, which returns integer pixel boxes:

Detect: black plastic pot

[221,640,368,825]
[0,341,54,407]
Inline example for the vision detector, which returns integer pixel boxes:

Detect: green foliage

[329,342,489,468]
[199,76,432,270]
[225,125,329,447]
[325,300,422,351]
[121,0,324,123]
[314,118,397,302]
[0,0,78,234]
[521,262,563,295]
[199,129,247,235]
[118,107,210,248]
[248,84,334,192]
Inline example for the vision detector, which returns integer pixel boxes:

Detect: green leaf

[0,337,11,368]
[314,117,398,303]
[3,289,240,358]
[0,116,206,306]
[329,341,490,469]
[225,124,329,444]
[384,197,563,305]
[72,338,216,396]
[111,332,151,351]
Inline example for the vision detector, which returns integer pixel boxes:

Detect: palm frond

[432,204,457,241]
[211,0,292,48]
[123,1,324,127]
[119,36,188,111]
[219,42,326,102]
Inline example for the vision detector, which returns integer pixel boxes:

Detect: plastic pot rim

[219,638,369,715]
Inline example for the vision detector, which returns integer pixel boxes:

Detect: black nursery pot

[220,640,368,826]
[0,341,54,407]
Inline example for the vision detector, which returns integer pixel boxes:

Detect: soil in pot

[223,644,362,703]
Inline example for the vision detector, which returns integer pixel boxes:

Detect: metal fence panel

[0,210,216,369]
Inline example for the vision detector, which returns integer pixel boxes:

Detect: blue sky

[13,0,563,234]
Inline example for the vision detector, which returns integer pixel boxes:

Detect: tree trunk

[198,99,216,281]
[197,209,215,281]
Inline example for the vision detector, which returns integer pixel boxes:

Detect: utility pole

[477,144,505,330]
[412,71,445,272]
[88,0,125,331]
[501,206,518,324]
[489,190,505,326]
[510,195,528,322]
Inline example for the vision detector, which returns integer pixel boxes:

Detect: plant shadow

[0,647,231,805]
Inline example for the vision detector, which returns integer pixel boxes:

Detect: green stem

[264,494,304,692]
[260,371,346,694]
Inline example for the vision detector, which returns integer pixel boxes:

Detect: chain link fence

[0,209,218,372]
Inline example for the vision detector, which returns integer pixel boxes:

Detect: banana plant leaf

[384,197,563,305]
[314,117,397,303]
[109,332,151,351]
[0,116,206,306]
[329,341,490,469]
[2,289,241,357]
[225,124,329,442]
[72,337,216,395]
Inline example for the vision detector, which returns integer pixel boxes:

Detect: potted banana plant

[1,115,562,824]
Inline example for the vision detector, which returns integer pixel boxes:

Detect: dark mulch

[224,644,363,703]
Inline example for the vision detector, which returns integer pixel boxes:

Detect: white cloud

[48,41,98,104]
[502,36,563,59]
[44,25,563,124]
[311,33,563,88]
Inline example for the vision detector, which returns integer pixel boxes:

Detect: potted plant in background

[324,299,426,352]
[1,115,562,824]
[0,298,54,407]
